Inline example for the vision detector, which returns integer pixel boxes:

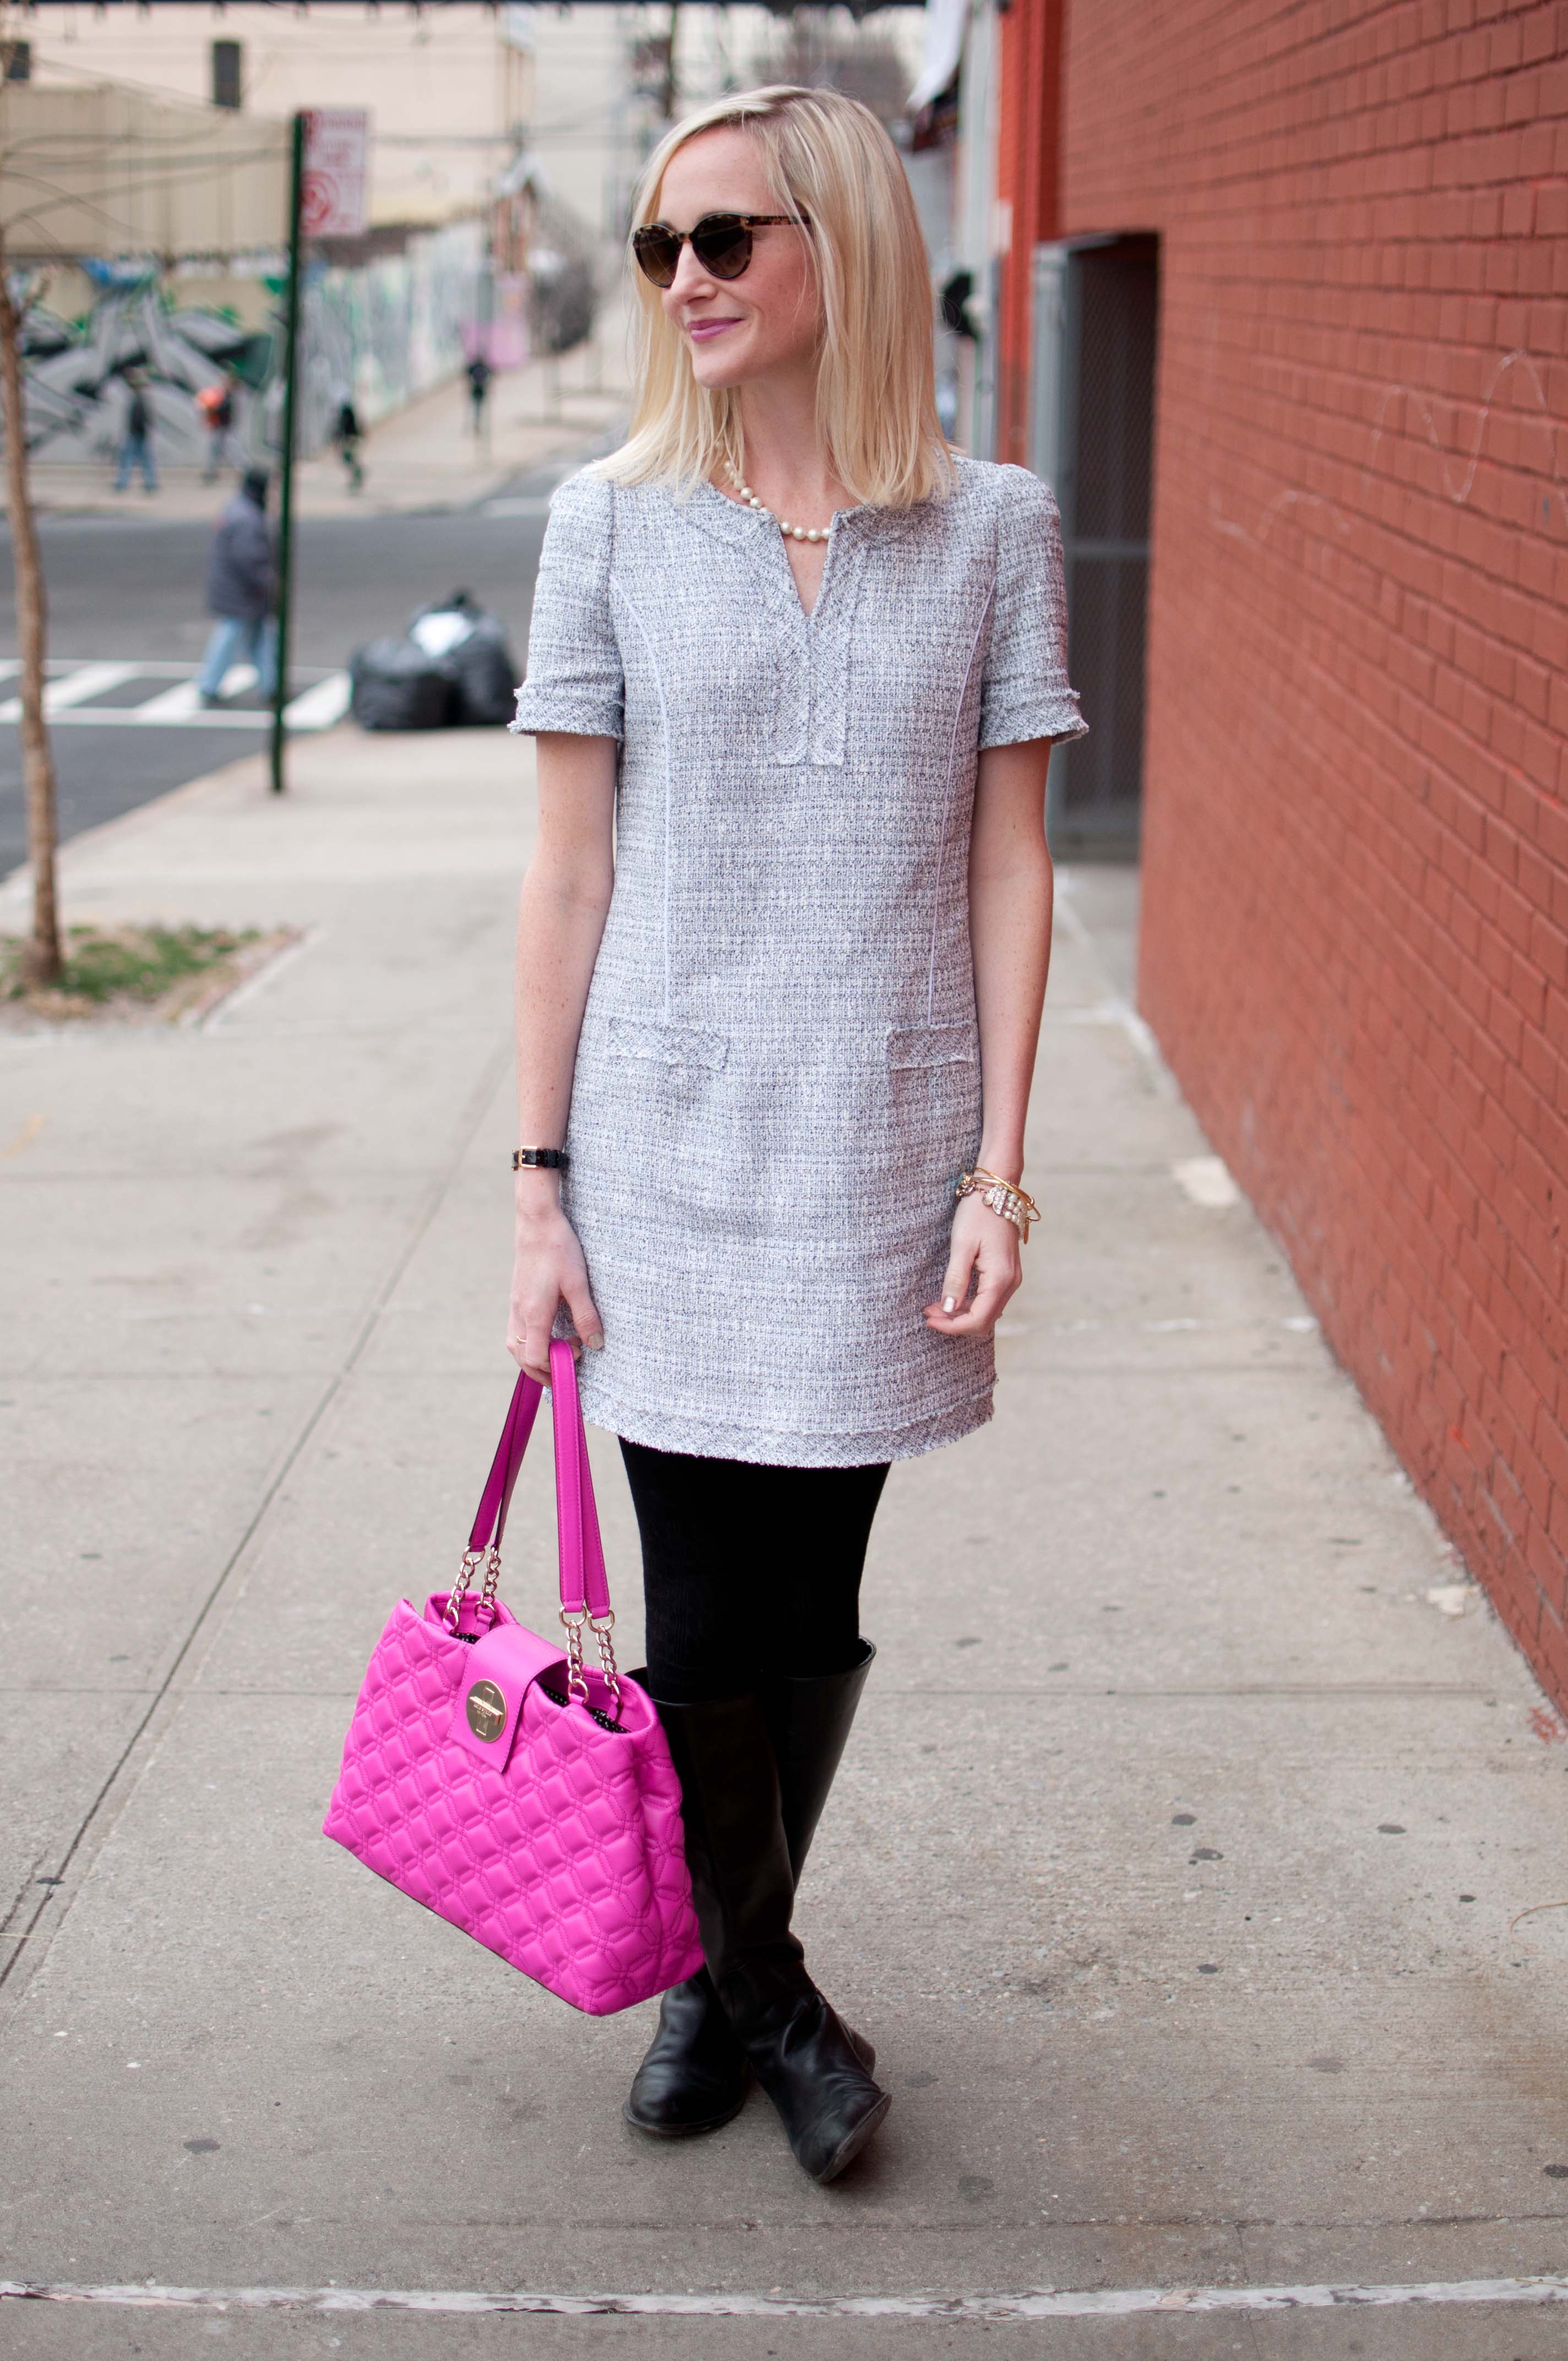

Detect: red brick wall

[1058,0,1568,1702]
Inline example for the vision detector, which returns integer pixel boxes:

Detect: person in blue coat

[196,469,278,704]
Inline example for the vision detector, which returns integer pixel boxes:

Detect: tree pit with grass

[0,923,279,1023]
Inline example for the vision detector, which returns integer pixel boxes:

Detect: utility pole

[662,1,680,123]
[269,108,305,797]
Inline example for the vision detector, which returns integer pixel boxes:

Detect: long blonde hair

[592,86,954,511]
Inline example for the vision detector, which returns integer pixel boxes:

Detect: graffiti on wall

[16,263,268,468]
[297,216,484,451]
[9,216,486,470]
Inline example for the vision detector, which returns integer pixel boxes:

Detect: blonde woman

[508,86,1085,2184]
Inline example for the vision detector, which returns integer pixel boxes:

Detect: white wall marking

[1173,1153,1242,1207]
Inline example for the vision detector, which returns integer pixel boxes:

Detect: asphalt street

[0,487,552,880]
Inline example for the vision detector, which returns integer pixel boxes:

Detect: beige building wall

[525,6,638,242]
[525,6,923,244]
[18,6,929,254]
[0,79,289,260]
[19,4,527,227]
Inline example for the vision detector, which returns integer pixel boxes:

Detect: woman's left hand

[923,1193,1023,1337]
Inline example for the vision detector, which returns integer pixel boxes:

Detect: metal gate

[1030,232,1158,855]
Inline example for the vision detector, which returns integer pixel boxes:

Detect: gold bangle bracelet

[955,1167,1039,1242]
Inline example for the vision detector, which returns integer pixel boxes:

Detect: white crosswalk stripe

[129,678,209,723]
[279,672,353,730]
[47,662,140,710]
[0,662,137,722]
[0,658,352,732]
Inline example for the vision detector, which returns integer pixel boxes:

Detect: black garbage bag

[409,590,520,727]
[445,618,520,728]
[349,635,451,732]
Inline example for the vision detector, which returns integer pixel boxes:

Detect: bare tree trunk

[0,227,63,988]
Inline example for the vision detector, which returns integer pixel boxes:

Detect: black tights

[618,1440,890,1704]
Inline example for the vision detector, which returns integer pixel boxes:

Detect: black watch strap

[511,1146,569,1172]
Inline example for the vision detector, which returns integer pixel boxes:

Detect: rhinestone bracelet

[955,1167,1039,1242]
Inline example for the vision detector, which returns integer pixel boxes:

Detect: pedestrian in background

[333,394,365,492]
[112,369,157,495]
[196,466,277,704]
[507,87,1085,2184]
[465,351,492,439]
[197,369,239,482]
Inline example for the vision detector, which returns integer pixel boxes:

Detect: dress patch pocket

[608,1016,729,1072]
[886,1024,978,1069]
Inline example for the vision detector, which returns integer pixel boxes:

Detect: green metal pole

[269,110,305,797]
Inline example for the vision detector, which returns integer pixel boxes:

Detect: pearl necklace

[725,461,830,544]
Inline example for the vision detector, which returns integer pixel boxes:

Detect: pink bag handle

[467,1367,542,1558]
[459,1342,611,1624]
[547,1341,612,1619]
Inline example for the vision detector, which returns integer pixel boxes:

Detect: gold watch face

[465,1679,508,1742]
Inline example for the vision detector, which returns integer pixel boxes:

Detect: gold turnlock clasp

[464,1678,508,1742]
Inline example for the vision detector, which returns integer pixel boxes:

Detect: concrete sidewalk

[2,728,1567,2359]
[8,307,632,525]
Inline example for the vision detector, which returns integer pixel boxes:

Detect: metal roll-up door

[1031,232,1158,855]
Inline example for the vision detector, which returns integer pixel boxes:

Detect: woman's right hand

[508,1194,603,1383]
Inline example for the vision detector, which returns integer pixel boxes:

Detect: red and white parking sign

[300,110,371,238]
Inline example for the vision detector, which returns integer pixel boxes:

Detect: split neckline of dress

[685,477,932,624]
[699,475,866,530]
[685,475,935,554]
[686,478,858,624]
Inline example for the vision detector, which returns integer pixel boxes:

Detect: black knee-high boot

[629,1680,888,2182]
[765,1642,876,1881]
[624,1648,875,2141]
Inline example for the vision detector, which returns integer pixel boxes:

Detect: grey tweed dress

[510,455,1086,1466]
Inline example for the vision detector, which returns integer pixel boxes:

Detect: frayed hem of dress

[577,1381,996,1469]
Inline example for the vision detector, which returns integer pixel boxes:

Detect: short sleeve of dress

[509,471,624,740]
[978,467,1089,752]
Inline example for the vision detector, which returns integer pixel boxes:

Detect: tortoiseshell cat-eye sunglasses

[631,211,809,289]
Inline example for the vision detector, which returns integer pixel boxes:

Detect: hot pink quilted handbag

[323,1340,705,2015]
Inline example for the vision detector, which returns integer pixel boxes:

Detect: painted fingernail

[942,1296,956,1314]
[586,1332,605,1351]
